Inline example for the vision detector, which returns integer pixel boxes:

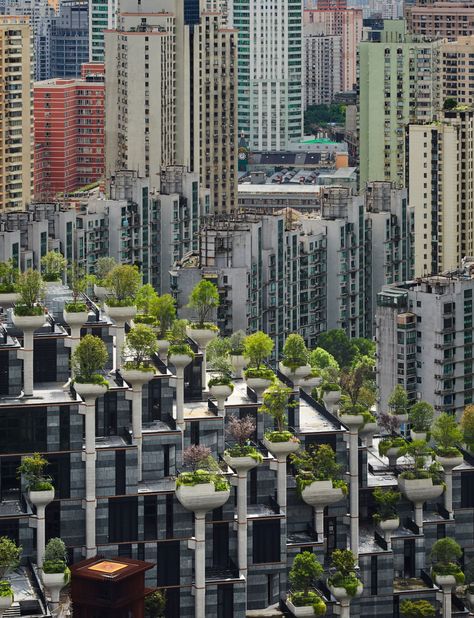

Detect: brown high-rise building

[406,1,474,36]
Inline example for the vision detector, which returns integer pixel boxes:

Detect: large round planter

[12,312,46,330]
[157,339,171,358]
[436,454,464,470]
[392,413,409,423]
[0,292,20,305]
[466,591,474,606]
[410,429,428,442]
[223,453,260,473]
[74,382,108,400]
[286,598,316,617]
[29,488,55,508]
[384,446,402,466]
[186,326,218,349]
[301,479,345,509]
[434,574,457,588]
[176,482,230,513]
[245,376,273,397]
[300,375,323,393]
[93,284,110,301]
[63,309,89,327]
[278,362,311,385]
[104,304,137,322]
[0,594,12,611]
[359,421,378,437]
[322,390,341,409]
[120,367,155,385]
[378,517,399,533]
[209,383,233,410]
[339,413,365,429]
[42,571,66,603]
[328,581,363,601]
[230,354,246,379]
[263,437,300,458]
[398,477,444,502]
[168,353,193,369]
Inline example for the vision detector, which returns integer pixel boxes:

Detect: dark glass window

[0,352,9,395]
[59,406,70,450]
[0,457,20,501]
[166,494,173,539]
[157,541,180,586]
[249,468,257,504]
[0,519,19,544]
[45,501,60,541]
[148,380,162,421]
[115,451,126,495]
[33,339,57,382]
[163,445,170,476]
[190,422,199,445]
[437,523,446,540]
[217,585,234,618]
[144,495,157,540]
[103,392,118,436]
[461,471,474,507]
[252,520,280,563]
[48,454,70,499]
[0,408,47,453]
[370,556,378,595]
[108,497,138,542]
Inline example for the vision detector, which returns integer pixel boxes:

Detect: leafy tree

[187,279,220,326]
[289,552,323,596]
[207,336,231,365]
[304,103,345,132]
[123,324,158,368]
[259,383,293,433]
[330,549,357,577]
[409,401,434,433]
[229,330,246,355]
[461,404,474,451]
[44,538,67,563]
[243,331,274,368]
[150,294,176,338]
[169,318,188,343]
[340,356,374,405]
[17,269,44,309]
[145,590,166,618]
[290,443,343,482]
[432,412,463,455]
[72,334,108,381]
[282,334,309,370]
[400,600,435,618]
[183,445,212,470]
[0,537,21,578]
[377,410,400,435]
[430,537,462,565]
[373,487,400,521]
[17,453,52,491]
[309,347,339,371]
[95,257,116,284]
[388,385,409,417]
[105,264,141,302]
[41,251,67,282]
[317,329,357,368]
[226,415,256,445]
[0,260,18,293]
[352,337,376,360]
[443,98,458,110]
[136,284,159,314]
[401,440,433,472]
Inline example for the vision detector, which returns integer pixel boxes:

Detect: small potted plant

[373,487,400,544]
[42,538,70,604]
[260,383,300,456]
[150,293,176,358]
[430,537,464,587]
[175,445,230,513]
[408,401,434,442]
[279,334,311,385]
[104,264,141,321]
[17,453,54,507]
[0,260,19,305]
[432,412,464,469]
[0,536,21,614]
[64,265,93,326]
[388,385,409,423]
[223,415,263,471]
[229,330,247,379]
[185,279,220,348]
[93,256,116,300]
[145,589,166,618]
[243,331,275,396]
[12,269,45,329]
[287,551,327,616]
[71,334,109,399]
[41,251,67,285]
[208,357,234,411]
[121,324,158,383]
[400,600,435,618]
[327,549,363,601]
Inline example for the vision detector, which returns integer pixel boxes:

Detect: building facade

[0,16,34,213]
[50,0,89,78]
[88,0,117,62]
[440,36,474,106]
[406,1,474,36]
[303,30,342,107]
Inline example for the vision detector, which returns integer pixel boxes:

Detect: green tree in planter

[243,331,274,369]
[122,324,158,370]
[328,549,361,596]
[229,330,246,355]
[281,334,309,371]
[135,284,159,316]
[145,590,166,618]
[408,401,434,434]
[373,487,400,523]
[43,538,69,580]
[207,336,231,364]
[15,269,44,315]
[340,356,374,406]
[150,294,176,338]
[461,404,474,452]
[95,257,116,285]
[66,264,94,312]
[0,260,18,293]
[71,334,109,384]
[260,383,295,440]
[0,537,21,578]
[388,385,409,417]
[309,347,339,371]
[400,600,435,618]
[41,251,67,282]
[290,444,347,494]
[430,537,464,583]
[432,412,463,457]
[105,264,141,305]
[17,453,52,491]
[187,279,220,327]
[288,552,325,610]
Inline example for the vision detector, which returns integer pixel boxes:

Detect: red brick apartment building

[34,62,105,199]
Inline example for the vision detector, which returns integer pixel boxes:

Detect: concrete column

[444,469,454,515]
[340,599,350,618]
[276,455,288,511]
[111,322,126,372]
[176,366,185,430]
[442,585,452,618]
[237,473,248,577]
[348,428,359,559]
[83,397,97,558]
[414,503,423,530]
[19,329,34,397]
[36,505,46,568]
[194,514,206,618]
[314,508,324,542]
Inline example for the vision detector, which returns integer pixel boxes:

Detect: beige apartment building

[406,2,474,36]
[408,107,474,276]
[441,36,474,105]
[0,16,33,212]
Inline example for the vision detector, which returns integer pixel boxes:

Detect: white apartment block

[303,29,342,107]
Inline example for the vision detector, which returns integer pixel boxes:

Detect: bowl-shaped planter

[0,593,13,611]
[120,367,155,386]
[278,362,311,383]
[63,308,89,327]
[263,437,300,459]
[168,353,193,369]
[93,284,110,301]
[377,517,400,533]
[339,412,365,429]
[209,383,233,399]
[185,326,218,348]
[436,454,464,470]
[434,573,457,588]
[328,581,363,601]
[157,339,171,357]
[385,446,402,465]
[245,376,273,396]
[398,477,444,503]
[176,482,230,513]
[286,598,318,617]
[12,312,46,331]
[223,452,260,473]
[299,375,323,392]
[0,291,20,305]
[322,390,341,408]
[301,479,345,509]
[104,304,137,322]
[466,590,474,606]
[230,354,246,378]
[42,571,66,603]
[359,421,378,438]
[74,381,108,400]
[29,487,55,508]
[410,429,428,442]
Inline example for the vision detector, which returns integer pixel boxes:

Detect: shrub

[187,280,219,326]
[229,330,246,355]
[377,410,400,435]
[16,269,44,311]
[150,294,176,338]
[408,401,433,433]
[0,537,21,578]
[243,367,275,381]
[430,537,464,583]
[378,436,406,457]
[373,487,399,522]
[328,549,361,597]
[145,590,166,618]
[0,580,12,598]
[44,538,67,563]
[95,257,116,284]
[136,284,159,315]
[289,552,323,596]
[282,334,309,370]
[168,343,195,359]
[71,334,109,383]
[388,385,409,416]
[122,324,158,370]
[432,412,463,457]
[243,331,274,368]
[309,347,339,371]
[105,264,141,304]
[291,444,345,492]
[41,251,67,282]
[178,446,229,492]
[461,404,474,452]
[0,260,18,293]
[400,600,435,618]
[17,453,53,492]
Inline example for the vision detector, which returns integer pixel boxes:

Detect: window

[115,451,126,495]
[33,339,57,382]
[0,408,47,453]
[370,556,378,595]
[108,497,138,542]
[157,541,180,586]
[461,471,474,507]
[144,495,157,540]
[252,520,280,563]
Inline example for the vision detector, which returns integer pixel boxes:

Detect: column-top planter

[29,488,55,508]
[104,304,137,322]
[299,374,323,391]
[278,362,311,382]
[74,381,108,400]
[0,591,12,611]
[12,312,46,330]
[328,581,363,601]
[176,482,230,514]
[93,284,110,301]
[377,517,400,533]
[301,479,346,509]
[168,352,193,369]
[0,291,20,305]
[120,367,155,385]
[186,325,218,348]
[63,308,89,327]
[410,429,428,442]
[157,339,171,356]
[230,354,246,377]
[245,376,273,393]
[223,452,261,473]
[339,412,366,429]
[322,389,341,407]
[436,454,464,470]
[263,436,300,458]
[433,573,458,587]
[398,476,444,502]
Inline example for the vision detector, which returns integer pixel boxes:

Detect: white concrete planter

[245,376,273,398]
[328,581,363,601]
[168,353,193,369]
[398,477,444,502]
[12,312,46,330]
[436,454,464,470]
[384,446,402,466]
[322,390,341,410]
[42,571,66,603]
[209,383,233,410]
[230,354,246,379]
[186,326,218,348]
[176,482,230,513]
[0,594,12,611]
[301,479,345,509]
[0,292,20,305]
[223,453,260,473]
[74,382,108,400]
[63,309,89,326]
[278,362,311,385]
[286,598,316,616]
[120,367,155,385]
[157,339,171,359]
[466,591,474,606]
[434,574,457,587]
[263,437,300,458]
[29,488,55,508]
[378,517,399,532]
[299,375,323,393]
[393,413,409,423]
[93,284,110,301]
[359,421,378,437]
[339,413,365,429]
[410,429,428,442]
[104,304,137,322]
